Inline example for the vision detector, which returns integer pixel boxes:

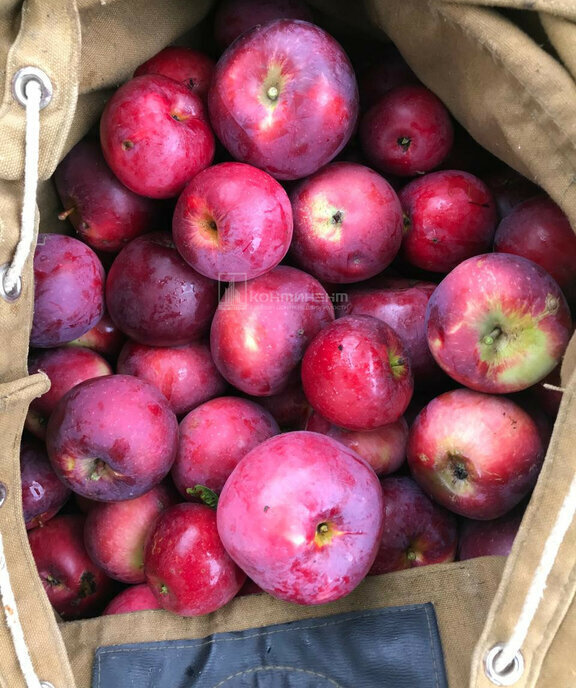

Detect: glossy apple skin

[305,411,407,476]
[211,266,334,395]
[106,232,218,347]
[399,170,497,273]
[407,389,544,519]
[31,234,105,348]
[208,19,358,180]
[458,507,524,560]
[134,46,215,101]
[493,196,576,304]
[339,278,438,385]
[172,396,279,498]
[26,347,112,439]
[46,375,178,502]
[117,340,227,416]
[84,484,178,583]
[426,253,572,393]
[358,45,420,109]
[21,438,71,530]
[483,166,539,218]
[173,162,293,281]
[145,503,246,616]
[54,140,158,253]
[68,310,126,361]
[359,85,453,177]
[301,315,413,431]
[217,432,383,604]
[103,584,162,615]
[214,0,313,48]
[369,476,457,574]
[100,75,215,198]
[289,162,402,283]
[28,515,116,619]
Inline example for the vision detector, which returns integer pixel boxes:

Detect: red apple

[106,232,218,347]
[54,140,159,252]
[144,503,246,616]
[208,19,358,180]
[251,375,311,429]
[210,266,334,395]
[359,85,453,177]
[528,367,563,419]
[369,476,458,574]
[21,438,70,530]
[103,584,162,615]
[425,253,572,393]
[407,389,544,519]
[301,315,413,430]
[84,483,178,583]
[172,396,280,497]
[100,75,215,198]
[458,507,524,560]
[493,196,576,304]
[28,514,116,619]
[172,162,293,281]
[26,346,112,439]
[289,162,402,283]
[483,166,540,218]
[46,374,178,502]
[31,234,105,348]
[217,431,384,604]
[399,170,497,273]
[305,411,407,476]
[214,0,313,48]
[117,340,227,416]
[134,46,215,101]
[67,310,126,361]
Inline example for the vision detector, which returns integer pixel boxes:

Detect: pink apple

[100,75,215,198]
[289,162,402,283]
[46,374,178,502]
[172,396,279,497]
[172,162,293,281]
[84,483,178,583]
[305,411,408,476]
[426,253,572,393]
[103,584,162,615]
[31,234,105,348]
[407,389,544,519]
[28,514,116,619]
[210,266,334,395]
[145,503,246,616]
[252,375,311,429]
[54,140,159,252]
[458,507,524,560]
[359,85,453,176]
[134,46,215,100]
[399,170,497,273]
[208,19,358,180]
[369,476,458,574]
[26,346,112,439]
[106,232,218,347]
[301,315,413,430]
[67,310,126,361]
[217,431,384,604]
[117,340,227,416]
[21,438,70,530]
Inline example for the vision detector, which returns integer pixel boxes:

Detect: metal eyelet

[40,682,55,688]
[11,67,53,109]
[0,263,22,302]
[484,644,525,686]
[0,483,6,508]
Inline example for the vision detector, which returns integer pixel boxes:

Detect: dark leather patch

[92,603,448,687]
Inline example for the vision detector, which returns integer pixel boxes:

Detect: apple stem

[317,522,329,535]
[482,326,502,346]
[397,136,411,152]
[267,85,279,101]
[58,207,75,221]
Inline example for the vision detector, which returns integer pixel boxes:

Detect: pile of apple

[22,0,575,620]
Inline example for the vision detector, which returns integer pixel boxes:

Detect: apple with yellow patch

[425,253,572,393]
[217,431,384,604]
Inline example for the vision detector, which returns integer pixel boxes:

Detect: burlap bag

[0,1,575,686]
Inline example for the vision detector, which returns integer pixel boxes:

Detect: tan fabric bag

[0,1,575,686]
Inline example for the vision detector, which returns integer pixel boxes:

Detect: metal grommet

[40,682,55,688]
[11,67,53,109]
[0,483,7,508]
[0,263,22,302]
[484,644,525,686]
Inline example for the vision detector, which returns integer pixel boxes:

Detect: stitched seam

[209,666,344,688]
[424,605,441,688]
